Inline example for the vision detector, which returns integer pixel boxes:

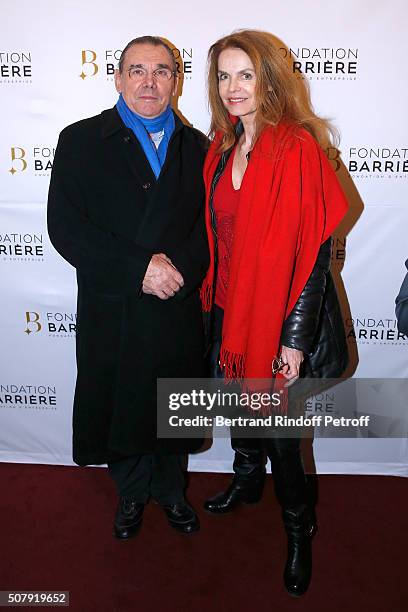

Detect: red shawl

[201,122,348,383]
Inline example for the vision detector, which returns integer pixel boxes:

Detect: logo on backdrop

[325,147,342,173]
[0,51,32,85]
[331,236,346,267]
[305,391,336,415]
[0,384,57,411]
[8,146,55,176]
[172,47,193,80]
[346,146,408,179]
[0,233,44,262]
[79,49,103,79]
[279,47,358,81]
[79,47,193,81]
[25,311,76,337]
[345,317,408,346]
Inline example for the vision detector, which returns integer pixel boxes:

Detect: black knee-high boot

[266,437,316,597]
[205,305,266,513]
[204,436,266,513]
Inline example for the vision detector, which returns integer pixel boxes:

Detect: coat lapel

[101,107,156,187]
[100,107,186,247]
[134,116,185,245]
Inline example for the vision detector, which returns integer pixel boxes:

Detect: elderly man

[47,36,208,538]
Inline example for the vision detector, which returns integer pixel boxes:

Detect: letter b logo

[9,147,27,174]
[326,147,341,172]
[25,311,41,335]
[80,50,98,79]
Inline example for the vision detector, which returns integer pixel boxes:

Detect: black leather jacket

[281,237,348,378]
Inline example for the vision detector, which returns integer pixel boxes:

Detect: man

[47,36,209,538]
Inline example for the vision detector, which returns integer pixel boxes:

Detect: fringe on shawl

[200,279,213,313]
[217,347,289,415]
[219,347,246,380]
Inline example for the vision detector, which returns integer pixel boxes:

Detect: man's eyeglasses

[127,66,175,82]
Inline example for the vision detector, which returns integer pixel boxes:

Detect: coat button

[142,182,151,190]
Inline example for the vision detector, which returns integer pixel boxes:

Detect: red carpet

[0,463,406,612]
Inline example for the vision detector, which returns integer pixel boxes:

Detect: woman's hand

[280,345,304,384]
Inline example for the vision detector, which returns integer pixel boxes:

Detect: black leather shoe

[113,497,144,539]
[162,502,200,534]
[282,506,316,597]
[203,473,265,514]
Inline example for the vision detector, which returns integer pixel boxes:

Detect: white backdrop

[1,0,407,476]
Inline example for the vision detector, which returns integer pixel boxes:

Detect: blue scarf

[116,94,175,178]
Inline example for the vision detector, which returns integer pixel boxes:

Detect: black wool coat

[47,107,209,466]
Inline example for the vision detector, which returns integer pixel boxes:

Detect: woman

[201,30,349,597]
